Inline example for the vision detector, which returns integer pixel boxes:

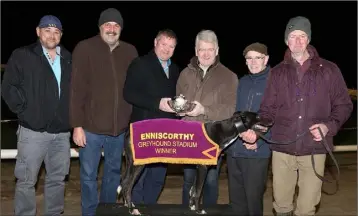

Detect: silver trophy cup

[167,94,196,114]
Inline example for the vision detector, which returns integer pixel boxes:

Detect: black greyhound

[117,111,270,215]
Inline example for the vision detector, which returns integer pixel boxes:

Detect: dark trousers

[131,163,167,204]
[227,156,270,216]
[182,156,223,207]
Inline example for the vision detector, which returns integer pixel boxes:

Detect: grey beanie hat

[98,8,123,28]
[284,16,311,42]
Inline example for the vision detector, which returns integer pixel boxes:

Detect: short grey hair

[195,30,218,48]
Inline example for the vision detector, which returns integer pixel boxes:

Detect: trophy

[167,94,196,114]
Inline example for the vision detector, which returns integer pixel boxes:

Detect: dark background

[0,1,357,149]
[1,1,357,120]
[1,1,357,87]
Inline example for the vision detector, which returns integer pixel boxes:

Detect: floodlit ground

[1,152,356,215]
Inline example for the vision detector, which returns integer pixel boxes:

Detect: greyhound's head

[204,111,273,153]
[231,111,271,134]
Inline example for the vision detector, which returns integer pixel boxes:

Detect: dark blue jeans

[182,157,223,208]
[131,163,167,205]
[79,130,124,216]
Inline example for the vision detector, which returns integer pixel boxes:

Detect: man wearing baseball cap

[241,16,353,216]
[69,8,138,215]
[2,14,72,215]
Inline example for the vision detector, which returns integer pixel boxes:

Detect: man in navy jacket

[226,42,271,216]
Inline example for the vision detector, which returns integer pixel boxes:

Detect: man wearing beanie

[226,42,271,216]
[242,16,353,216]
[69,8,138,216]
[2,15,72,215]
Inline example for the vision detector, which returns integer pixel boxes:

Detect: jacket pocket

[11,86,27,114]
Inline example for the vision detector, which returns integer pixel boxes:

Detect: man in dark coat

[123,29,180,204]
[242,16,353,216]
[2,15,72,216]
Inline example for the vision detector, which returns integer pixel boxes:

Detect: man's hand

[243,142,258,151]
[239,129,257,144]
[309,123,329,142]
[185,101,204,117]
[159,98,175,113]
[73,127,86,147]
[176,112,186,117]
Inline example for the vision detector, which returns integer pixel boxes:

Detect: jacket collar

[33,40,70,60]
[94,34,122,52]
[188,55,220,71]
[283,44,320,65]
[248,65,271,79]
[148,49,171,65]
[283,45,324,79]
[147,48,171,61]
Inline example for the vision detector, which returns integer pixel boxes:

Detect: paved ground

[1,152,357,215]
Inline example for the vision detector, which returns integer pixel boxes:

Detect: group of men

[1,7,353,216]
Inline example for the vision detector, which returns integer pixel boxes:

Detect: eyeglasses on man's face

[245,56,265,61]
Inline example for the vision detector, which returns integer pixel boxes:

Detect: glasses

[198,48,216,53]
[245,56,265,61]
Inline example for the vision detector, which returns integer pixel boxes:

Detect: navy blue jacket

[227,66,272,158]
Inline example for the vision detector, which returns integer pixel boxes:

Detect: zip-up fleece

[227,66,271,158]
[69,35,138,136]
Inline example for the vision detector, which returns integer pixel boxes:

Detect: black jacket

[1,41,72,133]
[123,50,180,122]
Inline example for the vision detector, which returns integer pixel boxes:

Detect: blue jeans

[182,157,223,207]
[79,130,124,216]
[131,163,167,204]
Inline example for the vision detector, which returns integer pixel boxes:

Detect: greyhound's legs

[189,165,208,214]
[117,132,133,205]
[117,151,131,205]
[123,165,145,215]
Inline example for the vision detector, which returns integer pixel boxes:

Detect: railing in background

[1,63,357,159]
[1,119,356,159]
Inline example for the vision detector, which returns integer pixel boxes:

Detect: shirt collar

[42,46,61,56]
[158,58,171,68]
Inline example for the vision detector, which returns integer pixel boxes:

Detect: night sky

[1,1,357,90]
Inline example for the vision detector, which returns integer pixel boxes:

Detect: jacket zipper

[232,79,255,156]
[110,52,118,136]
[42,55,60,128]
[247,79,256,111]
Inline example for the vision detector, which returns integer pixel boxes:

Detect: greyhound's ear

[256,114,261,120]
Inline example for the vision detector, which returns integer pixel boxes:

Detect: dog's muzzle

[233,111,263,133]
[234,118,248,133]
